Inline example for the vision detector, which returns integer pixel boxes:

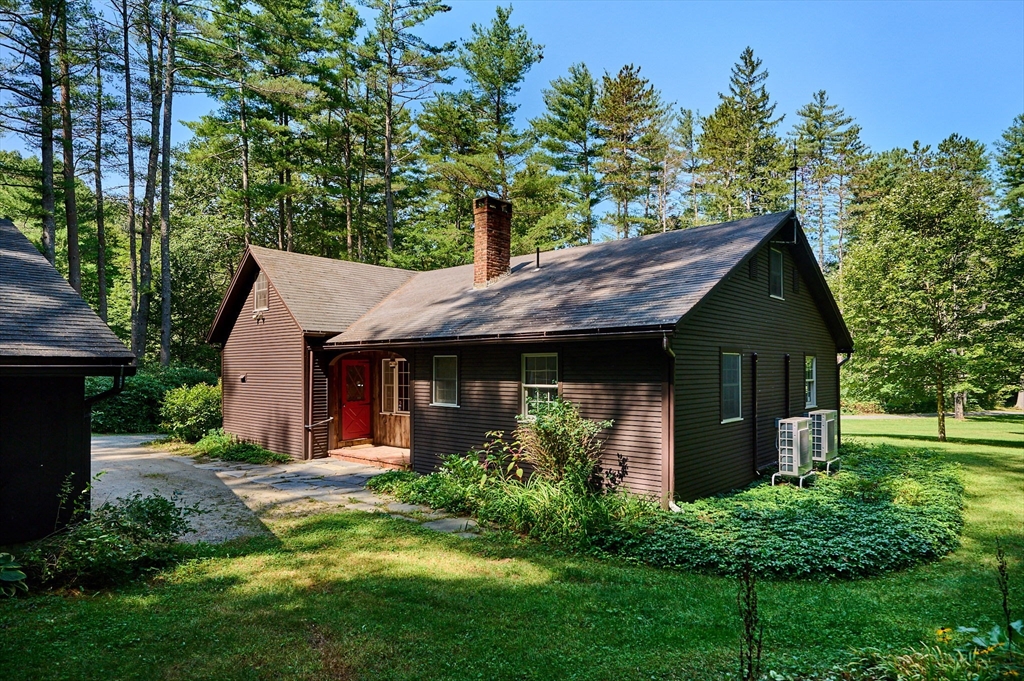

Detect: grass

[1,416,1021,680]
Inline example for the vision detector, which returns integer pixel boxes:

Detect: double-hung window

[382,358,410,413]
[805,355,817,408]
[253,271,269,311]
[522,353,558,416]
[769,247,784,299]
[432,355,458,407]
[721,352,742,423]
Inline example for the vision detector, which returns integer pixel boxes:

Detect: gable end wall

[221,276,306,458]
[672,244,839,501]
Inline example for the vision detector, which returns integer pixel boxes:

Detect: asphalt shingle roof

[328,212,795,345]
[245,246,417,335]
[0,219,134,363]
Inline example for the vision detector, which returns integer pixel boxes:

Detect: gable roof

[325,211,853,351]
[0,219,135,367]
[207,245,417,343]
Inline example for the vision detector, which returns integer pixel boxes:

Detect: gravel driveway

[91,436,478,544]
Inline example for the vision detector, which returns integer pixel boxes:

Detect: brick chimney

[473,196,512,288]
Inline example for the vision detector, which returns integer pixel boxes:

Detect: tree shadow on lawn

[849,432,1023,450]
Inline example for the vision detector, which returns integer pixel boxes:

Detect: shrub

[515,398,613,491]
[192,429,290,465]
[160,382,222,442]
[20,491,201,589]
[89,364,218,434]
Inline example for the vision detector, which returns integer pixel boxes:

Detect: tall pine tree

[698,47,786,222]
[531,62,601,243]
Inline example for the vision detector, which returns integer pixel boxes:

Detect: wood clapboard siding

[412,340,665,495]
[672,243,839,501]
[222,277,306,458]
[0,375,90,544]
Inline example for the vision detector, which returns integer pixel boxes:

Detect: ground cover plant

[370,409,967,579]
[190,428,290,465]
[0,415,1019,680]
[15,490,201,590]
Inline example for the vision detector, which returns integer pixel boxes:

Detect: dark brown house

[209,199,853,502]
[0,219,136,544]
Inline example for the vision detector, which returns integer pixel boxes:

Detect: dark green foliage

[192,429,290,464]
[0,552,28,597]
[19,492,200,589]
[515,397,613,492]
[88,364,218,434]
[160,382,222,442]
[616,443,963,579]
[375,441,964,579]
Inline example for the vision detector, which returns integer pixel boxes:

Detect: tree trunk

[954,391,966,421]
[58,7,81,291]
[936,366,946,442]
[93,30,107,321]
[158,1,176,367]
[239,87,252,244]
[1016,373,1023,411]
[39,0,57,265]
[133,11,163,359]
[122,0,138,323]
[383,51,395,251]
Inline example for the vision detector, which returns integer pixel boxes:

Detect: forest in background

[1,0,1022,427]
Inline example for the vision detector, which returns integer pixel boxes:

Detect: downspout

[751,352,759,475]
[836,351,853,448]
[85,364,128,406]
[784,353,791,417]
[661,333,676,507]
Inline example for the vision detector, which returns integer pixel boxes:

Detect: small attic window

[254,271,269,311]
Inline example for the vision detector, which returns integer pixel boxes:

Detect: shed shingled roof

[0,219,134,364]
[207,246,417,343]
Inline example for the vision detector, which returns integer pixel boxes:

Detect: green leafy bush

[160,382,222,442]
[88,364,218,434]
[20,491,201,589]
[192,429,290,465]
[0,553,27,597]
[612,443,964,579]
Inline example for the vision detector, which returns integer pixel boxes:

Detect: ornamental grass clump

[368,398,659,547]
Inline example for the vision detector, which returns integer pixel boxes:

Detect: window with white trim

[432,355,458,406]
[721,352,742,422]
[254,271,269,311]
[382,358,410,414]
[522,353,558,416]
[805,355,817,408]
[769,247,784,299]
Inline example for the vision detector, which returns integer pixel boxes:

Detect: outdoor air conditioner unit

[777,417,812,478]
[809,409,838,462]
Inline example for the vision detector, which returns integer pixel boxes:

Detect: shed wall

[411,339,666,495]
[0,375,89,544]
[221,277,306,458]
[672,243,840,501]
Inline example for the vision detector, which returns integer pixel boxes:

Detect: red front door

[340,359,371,441]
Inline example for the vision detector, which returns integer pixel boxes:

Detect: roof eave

[321,324,676,350]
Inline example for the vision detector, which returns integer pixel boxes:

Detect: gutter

[323,325,677,350]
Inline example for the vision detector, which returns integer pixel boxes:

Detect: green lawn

[1,415,1021,680]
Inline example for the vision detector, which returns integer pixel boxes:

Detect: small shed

[0,219,135,545]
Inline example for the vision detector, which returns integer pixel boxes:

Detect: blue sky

[4,1,1023,164]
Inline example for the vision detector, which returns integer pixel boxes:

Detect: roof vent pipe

[473,196,512,288]
[535,247,540,269]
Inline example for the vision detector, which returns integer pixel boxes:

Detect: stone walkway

[92,435,479,544]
